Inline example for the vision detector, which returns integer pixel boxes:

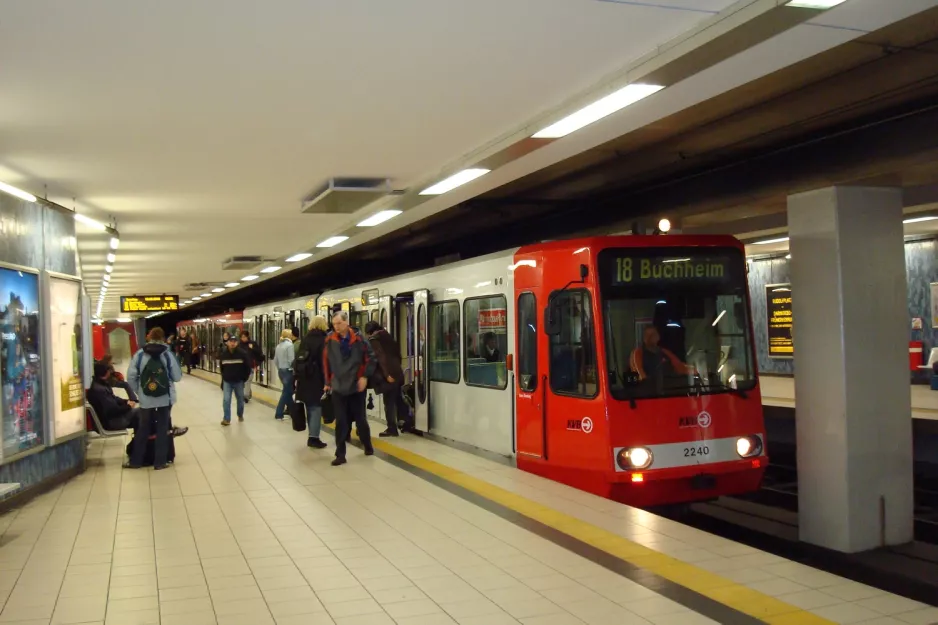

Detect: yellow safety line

[190,370,833,624]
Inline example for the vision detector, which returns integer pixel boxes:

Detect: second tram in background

[179,234,767,507]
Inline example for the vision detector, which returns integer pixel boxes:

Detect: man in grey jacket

[126,327,182,470]
[323,311,376,466]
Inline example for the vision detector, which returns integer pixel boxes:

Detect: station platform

[1,376,935,625]
[760,376,938,421]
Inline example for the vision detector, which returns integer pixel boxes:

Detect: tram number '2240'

[684,446,710,457]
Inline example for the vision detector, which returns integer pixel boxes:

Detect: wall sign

[49,277,84,440]
[931,282,938,329]
[766,283,793,358]
[120,294,178,313]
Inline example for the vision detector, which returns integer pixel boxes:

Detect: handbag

[291,401,306,432]
[321,392,336,425]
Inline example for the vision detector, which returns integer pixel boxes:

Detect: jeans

[382,386,400,434]
[275,369,294,420]
[223,381,245,422]
[333,392,372,460]
[131,406,170,467]
[306,404,322,439]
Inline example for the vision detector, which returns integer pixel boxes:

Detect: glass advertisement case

[0,263,44,457]
[44,273,84,442]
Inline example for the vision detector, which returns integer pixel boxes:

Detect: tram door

[413,290,429,432]
[256,314,269,385]
[267,313,284,390]
[515,291,544,458]
[378,296,392,336]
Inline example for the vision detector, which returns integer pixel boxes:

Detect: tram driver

[629,325,695,392]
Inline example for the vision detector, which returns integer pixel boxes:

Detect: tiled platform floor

[0,375,934,625]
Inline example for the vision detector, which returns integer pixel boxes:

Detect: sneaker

[221,420,230,426]
[307,438,327,449]
[238,415,244,422]
[331,457,347,466]
[378,430,398,438]
[172,426,189,437]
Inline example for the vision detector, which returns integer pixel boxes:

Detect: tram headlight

[736,436,763,458]
[617,447,653,470]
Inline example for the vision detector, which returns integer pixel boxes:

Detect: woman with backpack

[294,316,328,449]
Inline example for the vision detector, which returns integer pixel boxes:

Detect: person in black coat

[294,317,328,449]
[365,321,407,436]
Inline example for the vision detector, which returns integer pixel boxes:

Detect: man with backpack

[125,327,182,470]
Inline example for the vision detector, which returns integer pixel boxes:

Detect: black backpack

[137,351,171,398]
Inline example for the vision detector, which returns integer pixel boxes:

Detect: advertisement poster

[766,284,794,358]
[478,308,507,335]
[0,267,43,456]
[931,282,938,329]
[50,278,84,439]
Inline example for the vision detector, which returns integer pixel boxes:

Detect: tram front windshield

[597,247,756,400]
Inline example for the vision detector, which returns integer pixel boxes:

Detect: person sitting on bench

[87,362,188,437]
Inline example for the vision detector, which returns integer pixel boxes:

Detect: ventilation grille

[221,256,265,270]
[301,178,392,214]
[183,282,226,291]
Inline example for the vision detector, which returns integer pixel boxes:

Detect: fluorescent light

[712,310,726,327]
[0,182,36,203]
[903,215,938,224]
[357,210,402,227]
[211,288,224,293]
[109,237,120,250]
[224,282,240,288]
[786,0,846,8]
[532,84,664,139]
[285,253,312,263]
[317,236,348,248]
[107,253,116,263]
[105,265,113,273]
[102,274,110,282]
[242,274,259,281]
[420,169,490,196]
[192,296,202,301]
[200,293,210,297]
[753,237,789,245]
[260,266,281,274]
[74,213,107,231]
[117,317,131,323]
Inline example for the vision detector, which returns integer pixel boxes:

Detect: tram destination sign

[610,254,735,286]
[120,294,179,313]
[765,284,793,358]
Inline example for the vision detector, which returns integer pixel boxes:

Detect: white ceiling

[0,0,933,318]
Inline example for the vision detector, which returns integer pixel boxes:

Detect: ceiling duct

[221,256,267,270]
[301,178,393,214]
[183,281,226,291]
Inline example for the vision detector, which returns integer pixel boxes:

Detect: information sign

[766,283,793,358]
[120,295,179,313]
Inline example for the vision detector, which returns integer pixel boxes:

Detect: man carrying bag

[364,321,406,437]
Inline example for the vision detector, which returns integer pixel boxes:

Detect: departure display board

[765,284,793,358]
[120,294,179,313]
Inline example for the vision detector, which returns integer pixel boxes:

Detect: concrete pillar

[788,186,913,553]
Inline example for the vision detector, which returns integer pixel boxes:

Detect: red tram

[511,235,766,506]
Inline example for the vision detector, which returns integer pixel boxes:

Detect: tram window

[548,290,598,397]
[429,301,460,383]
[380,308,388,329]
[517,293,537,392]
[463,295,508,389]
[597,247,756,400]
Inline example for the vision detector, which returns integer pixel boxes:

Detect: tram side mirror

[544,301,562,336]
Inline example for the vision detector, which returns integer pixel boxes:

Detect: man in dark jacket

[88,361,140,431]
[324,311,376,465]
[220,335,252,425]
[175,328,192,374]
[239,330,264,402]
[364,321,406,437]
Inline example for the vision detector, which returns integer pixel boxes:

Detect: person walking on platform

[294,316,328,449]
[175,328,192,374]
[219,335,252,425]
[240,330,264,403]
[324,310,376,466]
[273,329,295,422]
[364,321,405,437]
[126,327,181,470]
